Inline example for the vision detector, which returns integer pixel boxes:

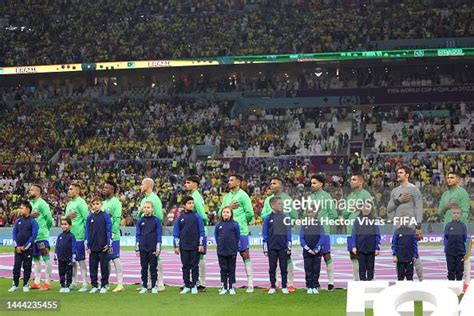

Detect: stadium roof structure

[1,47,473,76]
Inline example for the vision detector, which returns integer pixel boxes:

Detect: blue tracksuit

[215,220,240,289]
[55,230,77,287]
[300,220,324,289]
[352,216,381,281]
[173,211,205,288]
[444,220,467,281]
[392,226,418,280]
[85,211,112,288]
[136,215,162,288]
[263,212,292,288]
[12,215,38,287]
[55,231,77,262]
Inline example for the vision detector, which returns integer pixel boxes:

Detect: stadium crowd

[1,98,351,164]
[1,90,473,228]
[366,103,474,152]
[1,0,474,66]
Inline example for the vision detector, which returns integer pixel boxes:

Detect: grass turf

[0,278,351,316]
[0,246,430,315]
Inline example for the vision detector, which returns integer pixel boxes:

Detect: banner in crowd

[223,155,348,173]
[296,85,474,105]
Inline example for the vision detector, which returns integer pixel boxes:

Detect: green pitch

[0,278,426,316]
[0,278,348,316]
[0,247,426,315]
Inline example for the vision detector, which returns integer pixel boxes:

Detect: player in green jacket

[342,173,374,281]
[28,184,53,291]
[137,178,165,291]
[65,183,89,291]
[438,171,472,290]
[219,174,255,292]
[185,175,209,291]
[261,176,298,292]
[101,181,123,292]
[309,174,338,291]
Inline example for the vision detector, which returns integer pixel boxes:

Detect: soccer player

[137,178,164,291]
[263,197,292,294]
[261,176,298,291]
[9,201,38,292]
[218,174,255,292]
[387,166,424,281]
[184,175,209,292]
[65,183,89,292]
[438,171,471,290]
[215,207,240,295]
[54,217,77,293]
[86,197,112,294]
[391,214,418,281]
[309,174,338,291]
[136,201,162,294]
[444,208,467,281]
[173,196,205,294]
[351,206,381,281]
[300,209,324,294]
[342,173,374,281]
[28,184,53,291]
[101,180,124,292]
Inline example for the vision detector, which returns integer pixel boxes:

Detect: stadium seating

[1,0,473,66]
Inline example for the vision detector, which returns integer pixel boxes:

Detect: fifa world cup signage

[347,281,473,316]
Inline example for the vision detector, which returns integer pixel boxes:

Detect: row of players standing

[9,167,471,292]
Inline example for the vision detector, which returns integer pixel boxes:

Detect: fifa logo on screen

[347,281,472,316]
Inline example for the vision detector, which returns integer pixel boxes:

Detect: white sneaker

[89,287,98,294]
[139,288,147,294]
[23,286,29,292]
[59,288,65,293]
[307,288,312,294]
[219,288,227,295]
[268,288,276,294]
[8,285,18,292]
[151,287,158,294]
[99,287,107,294]
[281,288,289,294]
[312,288,319,294]
[63,288,70,293]
[246,286,254,293]
[191,286,198,294]
[229,288,236,295]
[180,287,191,294]
[69,284,78,290]
[79,285,88,292]
[158,284,166,292]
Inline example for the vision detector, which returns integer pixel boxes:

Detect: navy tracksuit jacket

[12,216,38,287]
[263,212,292,288]
[444,220,467,281]
[392,226,418,280]
[215,220,240,289]
[173,211,205,288]
[55,230,77,287]
[136,215,162,288]
[85,211,112,288]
